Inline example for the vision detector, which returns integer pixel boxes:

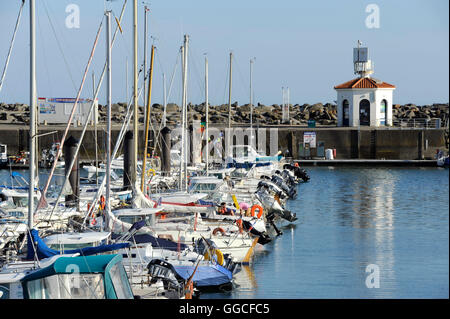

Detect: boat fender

[100,195,106,210]
[236,219,243,233]
[204,248,225,266]
[212,227,226,236]
[146,168,156,177]
[250,204,264,219]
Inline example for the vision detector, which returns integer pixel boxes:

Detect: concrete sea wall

[0,124,447,161]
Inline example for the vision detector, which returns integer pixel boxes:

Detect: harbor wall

[0,124,447,161]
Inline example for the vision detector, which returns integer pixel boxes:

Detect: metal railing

[391,118,442,129]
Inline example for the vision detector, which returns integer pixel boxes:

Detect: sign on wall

[304,131,316,148]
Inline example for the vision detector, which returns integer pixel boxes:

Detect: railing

[391,118,442,129]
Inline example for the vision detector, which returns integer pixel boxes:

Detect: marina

[0,0,448,304]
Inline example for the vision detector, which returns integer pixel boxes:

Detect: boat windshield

[109,262,134,299]
[117,214,154,227]
[11,196,39,208]
[26,273,105,299]
[47,242,99,250]
[188,182,219,192]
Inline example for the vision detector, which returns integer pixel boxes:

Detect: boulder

[166,103,179,112]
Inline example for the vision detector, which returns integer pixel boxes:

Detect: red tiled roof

[334,77,395,89]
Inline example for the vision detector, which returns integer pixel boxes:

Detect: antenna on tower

[353,40,373,78]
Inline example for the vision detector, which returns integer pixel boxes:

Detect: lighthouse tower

[334,41,395,127]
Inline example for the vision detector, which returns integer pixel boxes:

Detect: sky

[0,0,448,107]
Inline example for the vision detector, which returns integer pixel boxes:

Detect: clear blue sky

[0,0,448,106]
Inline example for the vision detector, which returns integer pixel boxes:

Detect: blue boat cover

[172,263,232,287]
[110,233,188,252]
[27,229,130,260]
[226,160,274,169]
[198,199,215,206]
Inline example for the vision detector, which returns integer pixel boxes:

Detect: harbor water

[204,166,449,299]
[1,166,448,299]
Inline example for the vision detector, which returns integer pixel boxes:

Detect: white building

[334,43,396,127]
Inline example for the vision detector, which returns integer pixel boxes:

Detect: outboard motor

[146,259,187,293]
[271,175,297,199]
[256,181,287,201]
[296,167,310,182]
[241,219,272,245]
[283,163,310,182]
[281,170,297,188]
[254,190,297,224]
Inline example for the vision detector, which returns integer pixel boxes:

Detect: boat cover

[226,160,274,169]
[111,232,188,252]
[172,263,232,287]
[26,229,130,260]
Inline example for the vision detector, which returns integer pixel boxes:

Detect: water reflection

[341,169,398,297]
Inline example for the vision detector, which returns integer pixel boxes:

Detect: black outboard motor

[241,219,272,245]
[297,167,310,182]
[283,163,310,182]
[265,211,283,236]
[271,175,297,199]
[256,181,287,200]
[281,169,297,188]
[146,259,188,295]
[279,209,297,222]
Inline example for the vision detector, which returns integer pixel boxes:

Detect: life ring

[204,248,224,266]
[100,195,106,210]
[212,227,226,236]
[250,204,264,219]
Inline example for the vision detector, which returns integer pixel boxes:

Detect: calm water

[1,167,448,298]
[205,166,449,299]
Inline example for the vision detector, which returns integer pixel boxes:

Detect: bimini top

[334,77,396,89]
[21,254,121,282]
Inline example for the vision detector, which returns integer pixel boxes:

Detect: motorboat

[20,254,135,299]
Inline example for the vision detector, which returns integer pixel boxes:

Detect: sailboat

[0,2,138,300]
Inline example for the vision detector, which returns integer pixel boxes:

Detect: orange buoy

[212,227,226,236]
[250,204,264,219]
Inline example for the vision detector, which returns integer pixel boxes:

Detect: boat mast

[105,10,112,228]
[250,58,254,144]
[227,51,232,159]
[162,73,167,127]
[183,35,189,190]
[205,55,209,175]
[28,0,36,229]
[141,45,155,192]
[179,45,184,190]
[132,0,138,187]
[143,5,148,119]
[93,72,98,186]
